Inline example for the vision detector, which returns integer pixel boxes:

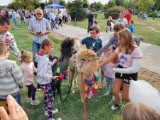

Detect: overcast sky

[1,0,109,6]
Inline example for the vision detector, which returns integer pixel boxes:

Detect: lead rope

[81,73,87,120]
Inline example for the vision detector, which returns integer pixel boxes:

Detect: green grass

[71,13,160,46]
[9,22,123,120]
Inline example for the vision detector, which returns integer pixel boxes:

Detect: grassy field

[9,22,123,120]
[71,13,160,46]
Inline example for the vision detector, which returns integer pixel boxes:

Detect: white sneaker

[30,100,40,105]
[104,92,110,96]
[111,104,124,110]
[44,108,58,116]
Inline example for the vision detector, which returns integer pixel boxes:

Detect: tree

[59,0,66,6]
[82,0,89,8]
[69,0,86,21]
[106,0,116,9]
[90,2,104,11]
[137,0,155,13]
[7,0,40,10]
[153,0,160,10]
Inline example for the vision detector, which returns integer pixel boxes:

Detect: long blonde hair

[118,29,136,54]
[123,102,160,120]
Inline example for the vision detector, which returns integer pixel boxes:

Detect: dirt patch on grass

[139,68,160,90]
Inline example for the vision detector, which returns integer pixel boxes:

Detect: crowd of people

[0,7,160,120]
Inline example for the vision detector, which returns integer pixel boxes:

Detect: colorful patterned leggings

[41,83,54,120]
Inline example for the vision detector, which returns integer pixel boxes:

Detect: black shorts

[115,65,138,84]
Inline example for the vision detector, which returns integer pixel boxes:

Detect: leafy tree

[82,0,89,8]
[106,0,116,9]
[137,0,155,13]
[90,2,104,11]
[69,0,86,21]
[59,0,66,6]
[7,0,40,10]
[153,0,160,10]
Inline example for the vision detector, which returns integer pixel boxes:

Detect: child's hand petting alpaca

[52,76,59,80]
[52,59,58,64]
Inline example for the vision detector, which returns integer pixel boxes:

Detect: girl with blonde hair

[123,102,160,120]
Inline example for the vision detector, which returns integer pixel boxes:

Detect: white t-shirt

[116,18,128,25]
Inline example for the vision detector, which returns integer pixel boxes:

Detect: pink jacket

[20,62,37,86]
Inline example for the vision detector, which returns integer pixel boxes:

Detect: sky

[0,0,109,6]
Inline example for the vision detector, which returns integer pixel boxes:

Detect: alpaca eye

[82,59,86,61]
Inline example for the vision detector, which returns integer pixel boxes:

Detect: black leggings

[26,84,36,100]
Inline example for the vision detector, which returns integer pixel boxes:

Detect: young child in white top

[35,39,61,120]
[103,47,117,96]
[20,51,40,106]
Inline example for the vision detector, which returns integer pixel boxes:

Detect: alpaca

[58,38,81,93]
[75,48,99,101]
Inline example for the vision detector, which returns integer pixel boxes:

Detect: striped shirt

[0,59,24,99]
[28,17,51,44]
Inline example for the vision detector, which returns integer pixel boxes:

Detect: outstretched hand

[0,95,28,120]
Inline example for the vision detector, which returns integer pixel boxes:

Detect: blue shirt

[82,37,102,52]
[128,25,134,35]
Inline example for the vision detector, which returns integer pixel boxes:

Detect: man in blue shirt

[82,26,102,52]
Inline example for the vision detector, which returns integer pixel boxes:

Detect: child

[96,23,125,56]
[99,51,106,89]
[103,47,117,97]
[123,102,160,120]
[0,42,24,106]
[94,20,100,30]
[20,51,40,105]
[99,29,142,110]
[68,15,71,24]
[106,16,113,32]
[35,39,61,120]
[127,20,134,35]
[82,26,102,53]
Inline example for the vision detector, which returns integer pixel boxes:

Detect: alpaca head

[76,48,99,81]
[58,37,81,72]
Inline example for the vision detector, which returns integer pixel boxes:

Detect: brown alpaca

[76,48,99,102]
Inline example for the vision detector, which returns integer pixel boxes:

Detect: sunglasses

[90,32,97,35]
[36,13,42,15]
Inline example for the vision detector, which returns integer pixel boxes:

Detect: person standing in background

[87,11,94,33]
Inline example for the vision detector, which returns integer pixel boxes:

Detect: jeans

[12,18,17,26]
[14,93,22,106]
[26,84,36,100]
[87,22,93,33]
[106,76,114,94]
[32,41,41,58]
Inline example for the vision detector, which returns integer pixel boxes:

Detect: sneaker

[104,92,110,96]
[30,100,40,105]
[27,98,32,103]
[44,108,59,116]
[111,104,123,110]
